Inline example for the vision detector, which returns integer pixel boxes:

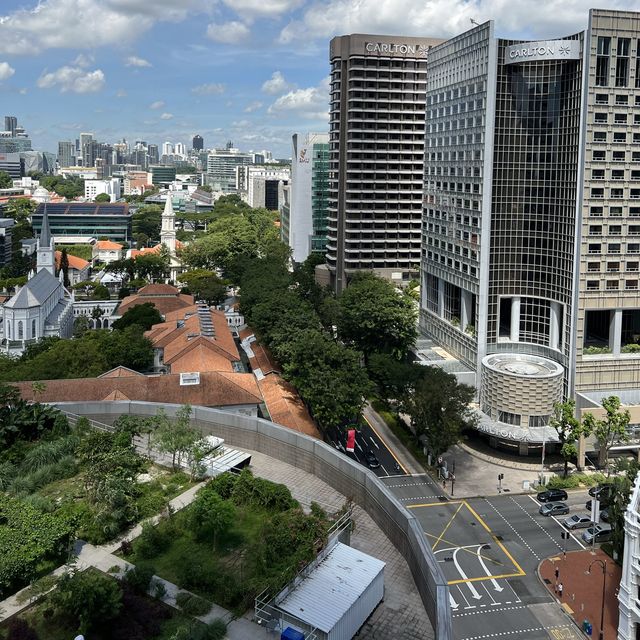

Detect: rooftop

[117,284,194,316]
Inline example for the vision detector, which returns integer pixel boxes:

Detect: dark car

[537,489,568,503]
[600,508,610,522]
[589,484,613,499]
[365,452,380,469]
[539,502,570,517]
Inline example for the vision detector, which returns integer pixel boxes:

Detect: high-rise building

[4,116,17,136]
[82,140,98,168]
[326,34,443,292]
[0,153,22,179]
[174,142,186,157]
[57,141,75,168]
[147,144,159,165]
[150,165,177,186]
[206,147,253,192]
[192,135,204,151]
[419,10,640,456]
[79,133,93,165]
[282,133,330,263]
[162,141,174,157]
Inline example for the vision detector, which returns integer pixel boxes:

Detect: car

[539,502,570,517]
[537,489,568,503]
[562,513,593,530]
[600,508,610,523]
[588,484,613,498]
[586,495,613,510]
[365,452,380,469]
[581,523,612,544]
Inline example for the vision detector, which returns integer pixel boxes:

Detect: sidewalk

[539,549,621,639]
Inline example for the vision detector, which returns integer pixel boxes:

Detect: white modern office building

[84,178,121,202]
[326,33,444,292]
[206,147,253,193]
[419,9,640,454]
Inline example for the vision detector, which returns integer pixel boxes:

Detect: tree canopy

[549,400,591,477]
[337,273,417,360]
[111,302,162,332]
[94,193,111,203]
[0,171,12,188]
[583,395,631,471]
[132,204,162,242]
[178,269,227,305]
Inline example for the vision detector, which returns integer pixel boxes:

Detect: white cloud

[37,65,105,93]
[261,71,293,95]
[116,88,127,97]
[125,55,152,68]
[0,62,15,81]
[160,112,174,120]
[221,0,304,18]
[206,21,250,44]
[149,100,165,109]
[279,0,640,44]
[244,101,263,113]
[72,53,94,67]
[191,82,226,96]
[0,0,210,55]
[268,77,329,121]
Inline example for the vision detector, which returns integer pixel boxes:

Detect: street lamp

[585,559,608,640]
[540,427,547,486]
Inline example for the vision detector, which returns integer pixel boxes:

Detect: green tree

[405,367,475,457]
[189,490,235,548]
[0,171,12,188]
[73,315,91,337]
[91,283,110,299]
[178,269,227,305]
[583,395,631,472]
[549,400,592,477]
[52,570,122,634]
[132,204,163,241]
[59,248,70,288]
[151,405,199,470]
[94,192,111,203]
[135,250,169,281]
[337,272,417,360]
[112,302,162,332]
[367,353,426,403]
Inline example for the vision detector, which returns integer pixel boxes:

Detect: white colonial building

[619,475,640,639]
[1,206,74,354]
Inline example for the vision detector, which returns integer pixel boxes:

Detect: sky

[0,0,638,158]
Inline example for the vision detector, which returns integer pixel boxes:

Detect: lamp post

[586,559,607,640]
[540,427,547,486]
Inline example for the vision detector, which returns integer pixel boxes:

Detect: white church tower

[36,204,55,276]
[160,194,177,254]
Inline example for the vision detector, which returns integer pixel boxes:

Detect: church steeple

[36,204,55,276]
[160,193,176,254]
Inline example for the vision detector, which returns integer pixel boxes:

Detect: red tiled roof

[117,286,195,316]
[55,251,89,271]
[13,371,262,408]
[98,366,145,378]
[94,240,123,250]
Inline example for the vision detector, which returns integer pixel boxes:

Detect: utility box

[281,628,305,640]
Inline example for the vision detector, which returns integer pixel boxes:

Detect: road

[385,476,592,640]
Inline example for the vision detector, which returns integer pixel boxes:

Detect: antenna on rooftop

[470,18,480,27]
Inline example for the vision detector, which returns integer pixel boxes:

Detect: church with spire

[1,205,74,355]
[127,193,184,282]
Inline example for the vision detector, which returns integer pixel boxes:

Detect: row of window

[426,251,478,277]
[588,261,640,271]
[587,243,640,253]
[593,112,640,124]
[586,279,639,290]
[590,169,640,180]
[594,36,640,88]
[590,188,640,199]
[589,205,640,217]
[593,93,640,106]
[591,150,640,162]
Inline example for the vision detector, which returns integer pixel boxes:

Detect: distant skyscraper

[162,141,174,157]
[206,148,253,192]
[57,141,75,168]
[326,34,443,292]
[4,116,17,136]
[193,135,204,151]
[174,142,186,157]
[147,144,159,164]
[79,132,94,166]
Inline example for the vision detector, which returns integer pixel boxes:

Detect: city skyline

[0,0,638,157]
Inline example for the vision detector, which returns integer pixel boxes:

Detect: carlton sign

[365,42,431,57]
[505,39,580,65]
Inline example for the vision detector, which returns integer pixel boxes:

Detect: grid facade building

[327,34,443,292]
[421,10,640,453]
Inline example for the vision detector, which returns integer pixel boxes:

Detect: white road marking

[452,604,527,619]
[483,498,541,561]
[449,592,459,611]
[476,546,504,592]
[480,581,498,604]
[455,584,472,608]
[453,548,482,600]
[380,464,389,476]
[369,436,379,449]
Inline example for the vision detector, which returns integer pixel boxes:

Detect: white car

[562,513,593,530]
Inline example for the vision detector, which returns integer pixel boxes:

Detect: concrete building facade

[326,34,444,292]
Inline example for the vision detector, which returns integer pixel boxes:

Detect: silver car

[539,502,570,517]
[582,523,612,544]
[563,513,593,530]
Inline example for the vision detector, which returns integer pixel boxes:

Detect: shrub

[6,618,39,640]
[124,564,156,593]
[153,579,167,599]
[189,490,235,546]
[175,591,211,616]
[176,555,217,593]
[135,521,170,559]
[230,469,297,511]
[0,462,16,490]
[622,343,640,353]
[546,472,608,489]
[207,472,238,499]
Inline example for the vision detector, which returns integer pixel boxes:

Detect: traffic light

[561,532,570,540]
[498,473,504,481]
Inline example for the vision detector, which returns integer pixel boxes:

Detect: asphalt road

[384,477,594,640]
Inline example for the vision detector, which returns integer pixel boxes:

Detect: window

[591,206,604,216]
[31,319,36,339]
[609,225,622,234]
[613,132,627,143]
[616,95,629,105]
[628,261,639,271]
[632,189,640,199]
[589,243,602,254]
[626,280,638,290]
[608,262,620,272]
[629,244,640,254]
[594,132,607,142]
[610,206,623,217]
[593,150,606,161]
[614,113,628,124]
[595,112,608,123]
[497,411,521,426]
[587,280,600,290]
[588,262,600,272]
[595,93,609,104]
[630,226,640,235]
[632,170,640,180]
[589,225,603,235]
[591,187,604,198]
[607,280,619,290]
[17,321,23,340]
[596,37,611,86]
[616,38,630,87]
[609,243,621,253]
[611,189,624,199]
[613,151,626,162]
[611,170,624,180]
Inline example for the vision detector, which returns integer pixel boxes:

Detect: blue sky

[0,0,637,157]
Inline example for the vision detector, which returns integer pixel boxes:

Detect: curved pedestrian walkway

[538,548,621,640]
